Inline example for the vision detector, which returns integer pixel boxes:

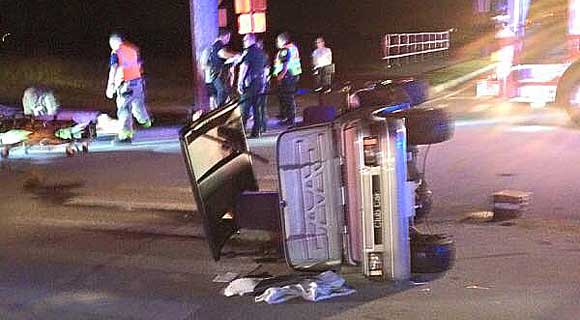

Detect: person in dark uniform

[206,29,239,108]
[238,33,268,138]
[273,32,302,127]
[256,39,271,134]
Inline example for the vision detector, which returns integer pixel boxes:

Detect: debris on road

[463,211,495,223]
[254,271,355,304]
[223,271,356,304]
[465,285,491,290]
[223,278,263,297]
[492,190,531,221]
[462,190,531,223]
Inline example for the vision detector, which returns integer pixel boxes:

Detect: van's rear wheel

[404,107,454,146]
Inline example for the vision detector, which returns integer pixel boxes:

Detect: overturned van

[180,83,453,281]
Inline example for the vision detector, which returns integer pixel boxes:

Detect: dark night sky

[0,0,472,59]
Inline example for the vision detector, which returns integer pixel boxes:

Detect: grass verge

[424,58,490,86]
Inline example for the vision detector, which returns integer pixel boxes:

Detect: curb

[65,196,196,213]
[12,216,277,243]
[12,217,205,238]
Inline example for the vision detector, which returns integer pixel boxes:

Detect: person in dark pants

[206,29,240,109]
[273,32,302,126]
[312,37,334,93]
[238,33,268,138]
[256,39,270,133]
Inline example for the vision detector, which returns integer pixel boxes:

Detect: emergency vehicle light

[219,8,227,27]
[235,0,267,14]
[238,12,266,34]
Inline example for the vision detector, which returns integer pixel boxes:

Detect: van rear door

[277,124,344,270]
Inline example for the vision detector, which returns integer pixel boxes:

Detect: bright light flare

[508,125,555,132]
[570,0,580,34]
[493,101,514,116]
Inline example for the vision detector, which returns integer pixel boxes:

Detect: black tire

[556,62,580,125]
[404,107,454,146]
[411,234,455,273]
[355,83,412,109]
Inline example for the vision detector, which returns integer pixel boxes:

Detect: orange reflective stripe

[116,43,142,81]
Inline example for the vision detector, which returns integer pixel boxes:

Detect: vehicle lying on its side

[180,78,455,279]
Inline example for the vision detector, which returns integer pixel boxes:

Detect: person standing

[312,37,333,93]
[206,29,240,109]
[255,38,270,134]
[273,32,302,127]
[238,33,268,138]
[105,33,151,143]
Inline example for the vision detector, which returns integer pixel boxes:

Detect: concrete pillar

[189,0,219,113]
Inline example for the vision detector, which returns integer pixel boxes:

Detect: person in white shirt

[312,37,334,93]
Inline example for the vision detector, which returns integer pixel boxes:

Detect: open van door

[180,103,258,261]
[277,124,344,271]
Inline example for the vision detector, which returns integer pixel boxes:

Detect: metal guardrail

[383,31,450,65]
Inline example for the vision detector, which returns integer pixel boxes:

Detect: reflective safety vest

[273,43,302,77]
[114,43,142,81]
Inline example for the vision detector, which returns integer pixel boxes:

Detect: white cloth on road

[96,114,123,135]
[0,130,32,145]
[254,271,355,304]
[223,278,262,297]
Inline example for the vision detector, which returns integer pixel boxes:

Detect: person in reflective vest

[273,32,302,126]
[105,33,151,143]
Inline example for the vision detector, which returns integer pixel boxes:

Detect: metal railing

[383,31,450,65]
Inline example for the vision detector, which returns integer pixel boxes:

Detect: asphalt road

[2,82,580,319]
